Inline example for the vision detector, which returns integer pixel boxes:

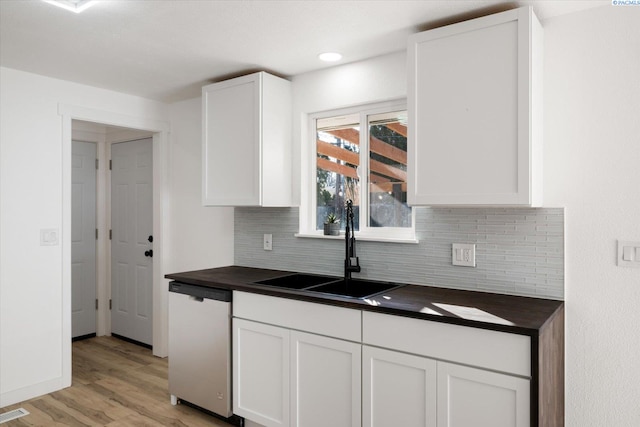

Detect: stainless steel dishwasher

[168,281,233,419]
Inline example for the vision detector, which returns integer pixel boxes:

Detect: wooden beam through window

[316,157,358,179]
[317,140,359,166]
[384,122,407,137]
[317,140,406,182]
[324,129,407,166]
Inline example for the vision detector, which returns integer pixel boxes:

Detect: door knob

[145,250,153,258]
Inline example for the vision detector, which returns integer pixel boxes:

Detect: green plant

[325,213,339,224]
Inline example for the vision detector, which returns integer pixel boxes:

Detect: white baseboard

[0,377,64,408]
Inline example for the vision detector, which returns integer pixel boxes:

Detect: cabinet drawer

[363,311,530,377]
[233,291,361,342]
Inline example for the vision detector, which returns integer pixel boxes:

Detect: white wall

[166,97,234,273]
[543,6,640,425]
[0,68,235,407]
[0,67,167,405]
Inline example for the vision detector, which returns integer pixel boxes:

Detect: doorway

[61,105,169,390]
[70,120,156,348]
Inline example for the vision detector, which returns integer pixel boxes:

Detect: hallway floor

[1,336,235,426]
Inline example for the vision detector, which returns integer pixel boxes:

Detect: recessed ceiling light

[42,0,97,14]
[318,52,343,62]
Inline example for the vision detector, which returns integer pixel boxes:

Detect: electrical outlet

[452,243,476,267]
[263,234,273,251]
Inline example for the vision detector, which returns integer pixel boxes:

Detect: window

[302,100,415,241]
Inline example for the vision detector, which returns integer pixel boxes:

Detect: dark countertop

[165,266,564,337]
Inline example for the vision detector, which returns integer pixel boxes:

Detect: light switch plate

[40,229,59,246]
[617,240,640,268]
[452,243,476,267]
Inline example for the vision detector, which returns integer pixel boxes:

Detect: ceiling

[0,0,607,103]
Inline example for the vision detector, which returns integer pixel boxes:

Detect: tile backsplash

[234,206,564,300]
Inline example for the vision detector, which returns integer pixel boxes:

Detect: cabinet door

[233,319,289,427]
[408,7,542,206]
[291,331,361,427]
[363,346,436,427]
[437,361,530,427]
[202,73,261,206]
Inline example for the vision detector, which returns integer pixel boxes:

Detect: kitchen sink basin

[254,273,339,290]
[306,279,403,299]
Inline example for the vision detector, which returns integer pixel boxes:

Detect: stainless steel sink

[306,278,404,299]
[254,273,338,290]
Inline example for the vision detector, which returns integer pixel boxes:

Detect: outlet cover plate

[263,234,273,251]
[452,243,476,267]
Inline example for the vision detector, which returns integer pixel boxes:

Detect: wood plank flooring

[1,336,235,426]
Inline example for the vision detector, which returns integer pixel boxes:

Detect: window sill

[294,232,419,245]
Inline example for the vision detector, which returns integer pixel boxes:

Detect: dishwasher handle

[168,281,232,302]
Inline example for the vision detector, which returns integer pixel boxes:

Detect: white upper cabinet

[407,7,543,206]
[202,71,292,206]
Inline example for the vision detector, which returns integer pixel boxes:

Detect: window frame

[299,99,417,243]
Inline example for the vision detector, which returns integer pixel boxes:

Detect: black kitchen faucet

[344,199,361,285]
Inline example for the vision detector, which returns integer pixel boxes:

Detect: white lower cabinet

[363,311,531,427]
[363,346,529,427]
[363,346,437,427]
[437,361,530,427]
[233,292,362,427]
[291,331,361,427]
[233,319,290,427]
[233,293,533,427]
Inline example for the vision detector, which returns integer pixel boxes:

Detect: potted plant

[323,213,340,236]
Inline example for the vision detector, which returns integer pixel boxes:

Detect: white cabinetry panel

[408,6,542,206]
[291,331,361,427]
[202,72,291,206]
[437,361,530,427]
[363,311,530,377]
[233,291,361,342]
[233,318,289,427]
[363,346,437,427]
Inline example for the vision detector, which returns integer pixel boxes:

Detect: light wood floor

[1,336,235,426]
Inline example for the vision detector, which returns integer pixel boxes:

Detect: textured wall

[543,6,640,426]
[235,206,564,299]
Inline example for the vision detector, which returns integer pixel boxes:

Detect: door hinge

[109,299,112,310]
[109,229,112,240]
[95,299,99,310]
[109,159,112,170]
[96,228,98,240]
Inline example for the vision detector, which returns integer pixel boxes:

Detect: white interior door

[71,141,97,338]
[111,138,153,346]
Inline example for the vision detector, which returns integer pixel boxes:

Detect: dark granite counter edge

[165,266,564,337]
